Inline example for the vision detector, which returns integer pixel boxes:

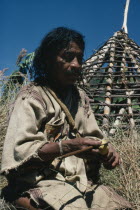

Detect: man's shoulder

[76,86,89,99]
[76,86,92,112]
[17,82,44,98]
[15,83,47,109]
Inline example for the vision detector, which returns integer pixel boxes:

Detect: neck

[47,80,73,96]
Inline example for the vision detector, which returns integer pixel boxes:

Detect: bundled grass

[0,70,29,189]
[100,129,140,209]
[0,71,139,209]
[0,198,16,210]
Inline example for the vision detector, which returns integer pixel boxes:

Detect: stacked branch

[83,30,140,133]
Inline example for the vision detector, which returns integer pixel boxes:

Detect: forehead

[59,41,83,55]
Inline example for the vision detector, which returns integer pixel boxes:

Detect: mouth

[68,74,80,80]
[64,70,81,84]
[65,70,81,77]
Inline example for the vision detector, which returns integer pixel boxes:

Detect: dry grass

[0,103,8,190]
[0,72,139,209]
[0,198,17,210]
[100,129,140,209]
[0,70,28,190]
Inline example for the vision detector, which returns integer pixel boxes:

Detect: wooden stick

[84,39,113,66]
[126,91,135,128]
[90,102,140,106]
[58,141,109,159]
[89,94,140,98]
[59,146,93,159]
[95,113,140,117]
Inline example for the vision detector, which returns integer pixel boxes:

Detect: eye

[62,52,75,62]
[61,52,83,64]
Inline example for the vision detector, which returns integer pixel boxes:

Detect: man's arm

[38,138,121,169]
[38,137,102,161]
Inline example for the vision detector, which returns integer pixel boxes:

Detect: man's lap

[18,180,132,210]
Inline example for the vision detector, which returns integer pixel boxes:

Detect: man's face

[52,42,83,87]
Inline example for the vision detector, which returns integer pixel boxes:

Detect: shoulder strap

[42,86,81,138]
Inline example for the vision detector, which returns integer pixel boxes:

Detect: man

[1,27,131,209]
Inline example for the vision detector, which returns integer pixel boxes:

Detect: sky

[1,0,140,75]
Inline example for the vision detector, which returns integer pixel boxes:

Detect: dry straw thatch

[100,129,140,209]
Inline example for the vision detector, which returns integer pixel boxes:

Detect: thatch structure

[83,30,140,135]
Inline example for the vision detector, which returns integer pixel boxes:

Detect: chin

[68,79,77,85]
[61,77,78,87]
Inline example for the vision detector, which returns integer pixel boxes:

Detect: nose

[71,57,81,69]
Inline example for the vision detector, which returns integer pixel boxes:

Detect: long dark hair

[32,27,85,83]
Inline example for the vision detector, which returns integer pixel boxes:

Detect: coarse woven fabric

[15,181,132,209]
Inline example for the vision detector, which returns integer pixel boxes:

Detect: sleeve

[76,89,104,183]
[76,88,104,139]
[1,91,48,174]
[84,106,104,139]
[83,107,104,183]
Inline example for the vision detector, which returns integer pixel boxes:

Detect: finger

[119,157,122,165]
[84,138,102,147]
[91,148,100,154]
[106,150,113,161]
[112,155,120,167]
[107,155,115,164]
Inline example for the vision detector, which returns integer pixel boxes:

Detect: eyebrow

[62,50,83,56]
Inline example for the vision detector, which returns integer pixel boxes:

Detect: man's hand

[102,143,121,170]
[62,137,102,159]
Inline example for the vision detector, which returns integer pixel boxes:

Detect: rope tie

[42,86,81,138]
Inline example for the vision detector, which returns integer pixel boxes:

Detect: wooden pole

[122,0,130,33]
[103,42,115,127]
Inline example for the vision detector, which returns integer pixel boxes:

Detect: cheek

[57,63,69,74]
